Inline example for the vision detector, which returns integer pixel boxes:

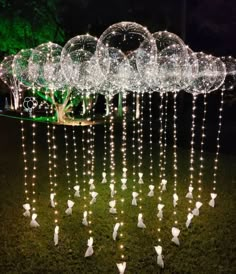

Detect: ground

[0,116,235,274]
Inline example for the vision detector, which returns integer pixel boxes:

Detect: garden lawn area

[0,116,236,274]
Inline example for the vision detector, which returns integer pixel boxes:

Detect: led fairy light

[132,92,137,187]
[31,86,37,214]
[63,125,71,195]
[102,107,108,182]
[137,91,144,211]
[148,92,154,186]
[109,96,115,185]
[90,95,96,182]
[186,94,197,205]
[51,124,59,227]
[121,91,127,182]
[171,91,180,245]
[209,90,224,207]
[162,92,169,180]
[197,92,207,200]
[20,93,31,217]
[158,92,164,186]
[71,107,79,187]
[63,124,75,215]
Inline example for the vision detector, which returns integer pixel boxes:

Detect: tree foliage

[0,0,65,56]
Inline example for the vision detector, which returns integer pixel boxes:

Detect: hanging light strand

[187,94,197,206]
[173,92,178,225]
[162,92,169,180]
[31,86,37,213]
[132,92,136,186]
[158,93,164,184]
[149,92,153,185]
[197,93,207,200]
[212,90,224,193]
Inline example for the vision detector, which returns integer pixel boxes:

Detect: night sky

[58,0,236,56]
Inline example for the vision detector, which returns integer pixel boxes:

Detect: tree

[0,0,65,56]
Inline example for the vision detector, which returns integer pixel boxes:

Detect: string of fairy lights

[186,94,197,206]
[162,92,169,180]
[197,93,207,201]
[210,90,224,205]
[158,93,164,184]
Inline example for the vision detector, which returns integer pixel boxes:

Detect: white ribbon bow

[85,237,94,257]
[82,211,88,226]
[122,167,128,178]
[138,172,144,184]
[113,222,120,241]
[101,172,107,184]
[65,200,75,215]
[30,213,40,228]
[73,185,80,197]
[50,193,56,208]
[161,179,167,191]
[157,204,165,220]
[154,245,164,268]
[90,192,98,204]
[109,200,117,214]
[132,192,139,206]
[23,203,31,217]
[148,185,155,197]
[173,193,179,207]
[54,225,59,246]
[121,178,127,190]
[110,183,116,198]
[192,201,203,216]
[116,262,126,274]
[186,186,194,199]
[186,212,194,228]
[137,213,146,228]
[209,193,217,207]
[89,179,95,190]
[171,227,180,246]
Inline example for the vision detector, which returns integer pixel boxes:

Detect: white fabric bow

[73,185,80,197]
[186,212,194,228]
[82,211,88,226]
[50,193,56,208]
[171,227,180,246]
[30,213,40,228]
[110,183,116,198]
[116,262,126,274]
[113,222,120,241]
[90,192,98,204]
[148,185,155,197]
[154,245,164,268]
[173,193,179,207]
[186,186,194,199]
[192,201,203,216]
[23,203,31,217]
[85,237,94,257]
[132,192,139,206]
[122,167,128,178]
[209,193,217,207]
[137,213,146,228]
[89,179,95,190]
[101,172,107,184]
[121,178,127,190]
[109,200,117,214]
[65,200,75,215]
[54,225,59,246]
[157,204,165,219]
[138,172,144,184]
[161,179,167,191]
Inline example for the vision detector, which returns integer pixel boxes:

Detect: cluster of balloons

[1,21,236,99]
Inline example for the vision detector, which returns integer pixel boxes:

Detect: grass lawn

[0,116,236,274]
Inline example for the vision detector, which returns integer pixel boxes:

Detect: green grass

[0,117,236,274]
